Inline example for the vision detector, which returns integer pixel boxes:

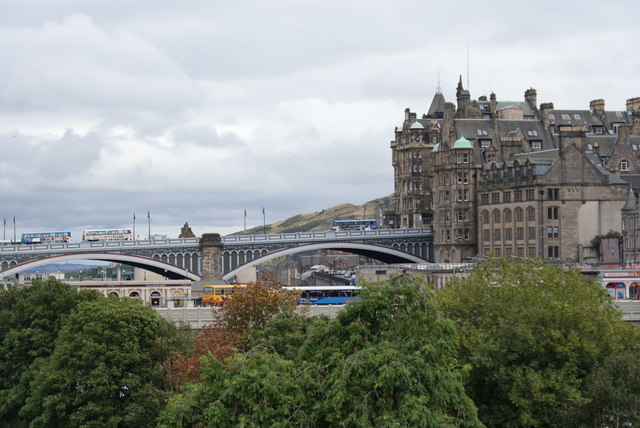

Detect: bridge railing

[222,228,433,244]
[0,237,201,254]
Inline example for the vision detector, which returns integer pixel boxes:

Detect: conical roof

[623,187,638,210]
[427,92,446,118]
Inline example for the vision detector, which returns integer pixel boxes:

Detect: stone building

[385,77,640,263]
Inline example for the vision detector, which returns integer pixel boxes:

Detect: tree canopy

[0,278,100,426]
[21,297,184,427]
[439,257,638,427]
[160,276,484,427]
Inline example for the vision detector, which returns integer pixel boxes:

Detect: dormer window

[530,140,542,150]
[573,114,581,120]
[527,130,538,137]
[620,159,630,171]
[476,129,488,136]
[549,114,556,120]
[561,114,570,121]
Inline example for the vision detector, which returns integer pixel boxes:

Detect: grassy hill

[234,196,392,235]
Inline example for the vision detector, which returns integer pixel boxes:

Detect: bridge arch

[223,242,427,281]
[0,252,201,281]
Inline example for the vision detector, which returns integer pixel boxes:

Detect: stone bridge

[0,228,434,282]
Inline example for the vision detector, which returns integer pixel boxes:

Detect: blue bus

[284,286,361,305]
[21,231,72,244]
[332,219,379,231]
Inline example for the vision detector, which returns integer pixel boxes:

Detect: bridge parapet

[0,237,200,255]
[222,228,432,245]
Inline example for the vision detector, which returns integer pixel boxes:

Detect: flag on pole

[133,213,136,221]
[147,211,150,219]
[262,206,265,215]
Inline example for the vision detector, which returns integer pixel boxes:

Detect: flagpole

[147,211,151,240]
[244,210,246,232]
[3,218,5,241]
[262,206,266,235]
[13,216,15,243]
[133,213,136,241]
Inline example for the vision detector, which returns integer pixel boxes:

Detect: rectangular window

[505,228,512,241]
[561,114,570,121]
[526,189,535,201]
[457,189,469,201]
[494,229,501,241]
[457,173,469,184]
[444,210,450,223]
[516,227,524,240]
[503,191,511,203]
[516,247,524,257]
[505,247,513,257]
[481,193,489,204]
[456,209,470,222]
[494,248,501,257]
[443,191,450,203]
[547,226,559,238]
[483,229,491,242]
[530,140,542,150]
[548,245,559,259]
[528,226,536,240]
[547,206,559,220]
[514,190,523,202]
[527,246,536,258]
[492,192,500,204]
[445,229,451,241]
[547,188,560,200]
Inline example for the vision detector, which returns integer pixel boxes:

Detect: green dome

[452,134,473,149]
[432,143,440,152]
[410,121,424,130]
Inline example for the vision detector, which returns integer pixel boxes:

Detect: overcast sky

[1,0,639,240]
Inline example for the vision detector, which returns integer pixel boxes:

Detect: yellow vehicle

[202,284,246,306]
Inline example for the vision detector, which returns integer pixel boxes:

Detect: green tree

[160,276,483,427]
[21,297,181,427]
[439,257,634,427]
[568,350,640,427]
[159,347,316,427]
[301,275,483,427]
[0,278,100,427]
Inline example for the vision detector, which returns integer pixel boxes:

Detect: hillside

[234,196,392,235]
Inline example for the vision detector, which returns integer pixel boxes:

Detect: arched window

[482,210,490,223]
[515,207,524,222]
[504,208,512,223]
[527,207,535,221]
[493,210,501,223]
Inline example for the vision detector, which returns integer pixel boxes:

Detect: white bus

[82,228,133,242]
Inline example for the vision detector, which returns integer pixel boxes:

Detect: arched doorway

[150,291,162,307]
